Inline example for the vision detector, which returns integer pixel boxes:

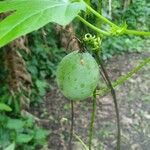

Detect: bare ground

[31,52,150,150]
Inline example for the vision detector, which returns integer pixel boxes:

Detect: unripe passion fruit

[56,51,99,101]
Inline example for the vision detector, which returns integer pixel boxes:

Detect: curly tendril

[83,33,102,50]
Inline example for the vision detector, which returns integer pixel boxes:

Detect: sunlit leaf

[6,119,25,130]
[4,142,15,150]
[0,102,12,112]
[16,134,33,143]
[0,0,85,48]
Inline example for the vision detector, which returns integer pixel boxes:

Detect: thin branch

[68,101,74,150]
[96,56,150,96]
[125,29,150,36]
[74,133,89,150]
[95,53,121,150]
[89,89,97,150]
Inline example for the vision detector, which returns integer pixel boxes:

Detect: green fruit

[56,51,99,101]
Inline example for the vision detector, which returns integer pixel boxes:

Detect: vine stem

[68,101,74,150]
[81,1,150,36]
[96,56,150,96]
[125,29,150,36]
[77,15,110,36]
[83,1,118,28]
[74,133,89,150]
[77,15,150,37]
[95,53,121,150]
[89,89,97,150]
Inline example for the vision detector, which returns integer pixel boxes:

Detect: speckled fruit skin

[56,51,99,101]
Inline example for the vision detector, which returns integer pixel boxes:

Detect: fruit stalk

[68,101,74,150]
[95,52,121,150]
[89,89,97,150]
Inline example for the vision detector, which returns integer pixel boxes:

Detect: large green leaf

[0,0,85,48]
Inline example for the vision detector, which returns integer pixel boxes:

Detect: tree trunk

[55,24,81,51]
[1,13,31,112]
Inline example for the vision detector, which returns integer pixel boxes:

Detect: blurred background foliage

[20,25,66,103]
[0,0,150,148]
[0,24,66,149]
[100,0,150,59]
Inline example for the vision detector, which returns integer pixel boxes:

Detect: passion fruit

[56,51,99,101]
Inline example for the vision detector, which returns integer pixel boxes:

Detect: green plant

[101,36,146,60]
[0,115,49,150]
[123,0,149,30]
[0,1,150,150]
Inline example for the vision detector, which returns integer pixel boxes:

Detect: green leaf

[34,128,49,140]
[0,103,12,112]
[35,80,48,96]
[0,128,10,147]
[16,134,33,143]
[6,119,25,130]
[0,0,85,48]
[4,142,15,150]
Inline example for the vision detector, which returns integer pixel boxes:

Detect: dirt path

[31,52,150,150]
